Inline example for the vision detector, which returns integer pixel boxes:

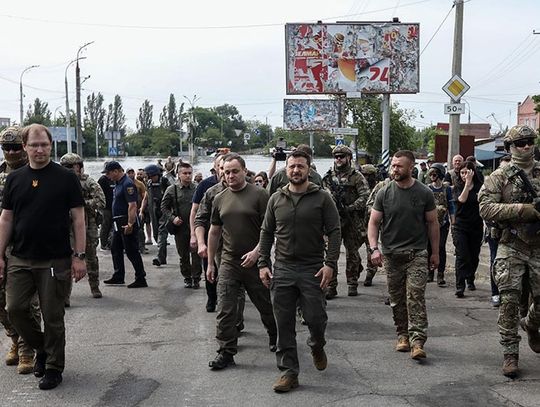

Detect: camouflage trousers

[384,250,429,344]
[66,228,100,301]
[494,245,540,355]
[330,224,365,289]
[0,273,40,357]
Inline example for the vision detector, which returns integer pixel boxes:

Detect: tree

[137,99,154,134]
[106,95,126,132]
[83,93,108,157]
[159,94,181,132]
[24,98,52,125]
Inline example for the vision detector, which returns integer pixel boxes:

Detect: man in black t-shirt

[0,124,86,390]
[98,172,115,250]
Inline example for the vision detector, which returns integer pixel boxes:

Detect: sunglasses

[62,163,74,169]
[334,154,346,159]
[513,138,535,148]
[1,144,23,152]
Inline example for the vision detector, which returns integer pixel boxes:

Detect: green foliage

[346,95,419,161]
[137,99,153,134]
[415,126,437,154]
[106,95,126,132]
[124,127,179,156]
[159,94,183,132]
[24,98,52,125]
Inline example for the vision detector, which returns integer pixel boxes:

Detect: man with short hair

[259,150,341,392]
[161,162,202,288]
[127,168,148,254]
[103,161,147,289]
[0,124,87,390]
[144,164,170,266]
[207,154,277,370]
[368,150,439,360]
[444,154,464,186]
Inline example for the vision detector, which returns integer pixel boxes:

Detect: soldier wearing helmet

[60,153,105,302]
[0,126,38,375]
[479,124,540,378]
[322,144,370,298]
[426,162,455,287]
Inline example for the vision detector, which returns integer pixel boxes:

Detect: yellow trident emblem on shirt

[32,180,38,188]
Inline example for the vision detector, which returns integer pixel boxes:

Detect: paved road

[1,241,539,407]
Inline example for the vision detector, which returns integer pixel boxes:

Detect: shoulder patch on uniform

[126,186,135,195]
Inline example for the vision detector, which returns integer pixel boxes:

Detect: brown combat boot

[347,285,358,297]
[502,354,519,378]
[272,375,299,393]
[395,335,410,352]
[91,285,103,299]
[520,318,540,353]
[311,348,327,371]
[410,341,427,360]
[17,354,34,375]
[5,337,18,366]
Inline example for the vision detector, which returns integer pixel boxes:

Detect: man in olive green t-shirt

[206,154,277,370]
[368,150,439,361]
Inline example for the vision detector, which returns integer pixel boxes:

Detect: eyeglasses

[254,180,264,184]
[1,144,23,152]
[334,154,346,159]
[25,142,51,149]
[513,138,535,148]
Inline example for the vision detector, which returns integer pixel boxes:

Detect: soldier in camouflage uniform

[367,150,439,360]
[322,146,370,298]
[60,153,106,303]
[0,126,37,374]
[478,125,540,378]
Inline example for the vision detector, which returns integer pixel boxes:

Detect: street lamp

[65,57,85,154]
[182,94,201,163]
[19,65,39,125]
[265,111,272,144]
[76,41,94,157]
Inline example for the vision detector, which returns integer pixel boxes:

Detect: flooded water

[82,155,336,180]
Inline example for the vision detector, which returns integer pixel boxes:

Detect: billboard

[286,22,419,95]
[283,99,342,130]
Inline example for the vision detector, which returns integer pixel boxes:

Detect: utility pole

[381,94,391,169]
[447,0,464,168]
[19,65,39,125]
[75,41,94,157]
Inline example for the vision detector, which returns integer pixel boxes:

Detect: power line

[0,0,434,31]
[420,4,454,56]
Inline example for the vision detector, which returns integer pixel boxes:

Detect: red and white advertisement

[286,22,420,95]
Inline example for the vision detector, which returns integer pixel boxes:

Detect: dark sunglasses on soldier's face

[62,163,74,169]
[334,154,346,159]
[1,144,23,152]
[513,138,535,148]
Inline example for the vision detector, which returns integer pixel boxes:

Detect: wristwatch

[72,252,86,260]
[368,247,379,255]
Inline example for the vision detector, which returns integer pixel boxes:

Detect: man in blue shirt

[102,161,147,288]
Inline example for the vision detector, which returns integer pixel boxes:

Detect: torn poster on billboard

[283,99,341,130]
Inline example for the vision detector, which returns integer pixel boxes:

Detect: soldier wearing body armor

[478,125,540,378]
[60,153,106,303]
[322,146,370,298]
[0,127,37,374]
[144,164,171,266]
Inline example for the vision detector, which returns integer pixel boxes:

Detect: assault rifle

[328,182,351,222]
[515,168,540,236]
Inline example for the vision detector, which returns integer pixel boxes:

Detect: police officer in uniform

[322,145,370,298]
[479,125,540,378]
[0,126,37,374]
[60,153,105,302]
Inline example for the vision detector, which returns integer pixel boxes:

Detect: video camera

[273,137,287,161]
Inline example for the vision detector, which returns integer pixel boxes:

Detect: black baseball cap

[102,161,123,173]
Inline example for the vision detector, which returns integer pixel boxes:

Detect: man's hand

[206,263,216,283]
[370,249,383,267]
[190,235,198,251]
[71,258,87,282]
[173,216,183,226]
[259,267,273,288]
[429,253,440,272]
[198,243,208,258]
[315,265,333,289]
[241,248,259,268]
[122,224,134,235]
[0,258,5,283]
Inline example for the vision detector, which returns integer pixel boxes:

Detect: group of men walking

[2,122,540,392]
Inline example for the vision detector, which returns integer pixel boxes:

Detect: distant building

[435,123,491,140]
[517,95,540,130]
[433,122,492,163]
[0,117,11,128]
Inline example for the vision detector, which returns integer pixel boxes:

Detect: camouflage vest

[500,162,540,246]
[429,184,450,226]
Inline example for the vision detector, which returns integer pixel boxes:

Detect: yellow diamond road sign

[442,75,470,102]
